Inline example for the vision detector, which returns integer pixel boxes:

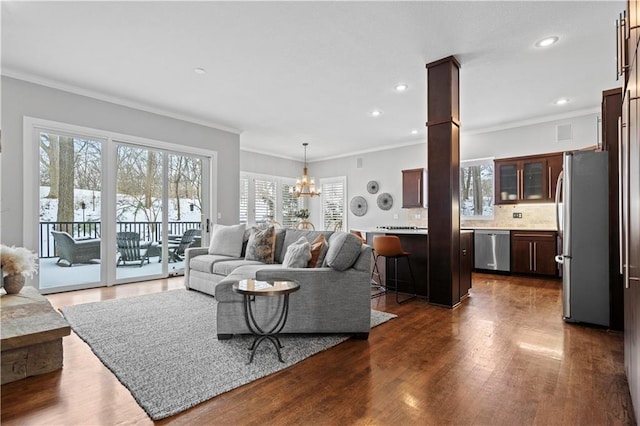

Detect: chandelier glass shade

[291,143,321,198]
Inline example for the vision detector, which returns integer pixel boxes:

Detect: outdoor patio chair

[116,231,150,267]
[166,229,200,262]
[51,230,101,266]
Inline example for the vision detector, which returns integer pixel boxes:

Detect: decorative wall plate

[349,196,368,216]
[377,193,393,210]
[367,180,379,194]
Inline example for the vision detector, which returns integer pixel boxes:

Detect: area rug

[61,289,396,420]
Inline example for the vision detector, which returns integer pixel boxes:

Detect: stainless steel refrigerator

[555,150,610,327]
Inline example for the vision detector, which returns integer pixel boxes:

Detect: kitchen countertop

[356,226,557,235]
[464,226,558,232]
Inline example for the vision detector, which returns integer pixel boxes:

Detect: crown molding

[2,68,242,135]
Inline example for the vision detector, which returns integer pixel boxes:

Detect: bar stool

[371,235,417,304]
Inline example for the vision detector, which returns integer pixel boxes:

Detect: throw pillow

[240,226,256,258]
[324,232,363,271]
[245,226,276,263]
[307,234,329,268]
[208,223,246,257]
[282,237,312,268]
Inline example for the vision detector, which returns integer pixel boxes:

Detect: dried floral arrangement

[1,244,39,278]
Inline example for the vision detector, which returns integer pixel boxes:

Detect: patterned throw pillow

[307,234,329,268]
[282,237,312,268]
[244,226,276,263]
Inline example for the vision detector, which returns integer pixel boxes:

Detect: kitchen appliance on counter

[474,229,510,271]
[555,150,609,327]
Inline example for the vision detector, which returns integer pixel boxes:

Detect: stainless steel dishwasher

[474,229,510,271]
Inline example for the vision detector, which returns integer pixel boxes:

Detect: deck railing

[39,221,202,258]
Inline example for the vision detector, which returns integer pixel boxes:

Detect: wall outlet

[393,213,399,220]
[217,212,222,219]
[513,212,523,219]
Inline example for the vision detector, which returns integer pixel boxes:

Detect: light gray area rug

[61,289,396,420]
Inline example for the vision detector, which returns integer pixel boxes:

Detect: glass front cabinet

[495,152,563,204]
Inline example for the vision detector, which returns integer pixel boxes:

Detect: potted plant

[294,209,310,220]
[1,244,39,294]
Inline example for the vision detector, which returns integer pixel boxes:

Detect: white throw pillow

[282,237,312,268]
[208,224,246,257]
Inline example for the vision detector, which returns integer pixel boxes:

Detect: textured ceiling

[1,1,624,161]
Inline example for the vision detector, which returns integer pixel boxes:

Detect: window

[281,182,300,228]
[320,176,346,231]
[239,173,300,225]
[239,176,249,224]
[460,158,494,219]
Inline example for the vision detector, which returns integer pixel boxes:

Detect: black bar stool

[370,235,417,303]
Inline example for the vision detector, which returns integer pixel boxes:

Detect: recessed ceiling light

[411,129,419,135]
[555,98,569,105]
[194,67,207,75]
[370,110,383,117]
[395,83,409,92]
[535,36,559,48]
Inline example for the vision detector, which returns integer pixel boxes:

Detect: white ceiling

[1,1,624,161]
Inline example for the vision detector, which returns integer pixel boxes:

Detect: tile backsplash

[405,203,557,230]
[462,203,557,229]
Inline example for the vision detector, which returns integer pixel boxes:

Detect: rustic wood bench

[1,286,71,384]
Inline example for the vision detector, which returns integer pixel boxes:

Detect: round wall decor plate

[367,180,379,194]
[377,193,393,210]
[350,196,368,216]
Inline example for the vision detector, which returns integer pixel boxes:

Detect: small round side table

[232,279,300,363]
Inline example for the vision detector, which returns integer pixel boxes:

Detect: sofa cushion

[282,237,312,268]
[215,264,284,302]
[244,226,276,263]
[212,259,265,276]
[208,224,245,257]
[324,232,363,271]
[189,254,243,274]
[307,234,329,268]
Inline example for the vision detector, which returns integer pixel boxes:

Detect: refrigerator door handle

[555,170,563,237]
[618,116,624,275]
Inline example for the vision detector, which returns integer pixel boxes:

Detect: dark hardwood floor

[1,273,636,425]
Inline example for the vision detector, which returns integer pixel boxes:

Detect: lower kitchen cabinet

[460,231,474,298]
[511,230,558,276]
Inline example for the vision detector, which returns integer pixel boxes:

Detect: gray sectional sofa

[184,227,372,340]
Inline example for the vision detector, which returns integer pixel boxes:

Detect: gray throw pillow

[282,237,312,268]
[208,224,246,257]
[245,226,276,263]
[324,232,363,271]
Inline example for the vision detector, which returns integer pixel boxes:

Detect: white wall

[1,76,241,247]
[460,113,599,160]
[307,144,428,230]
[240,150,302,177]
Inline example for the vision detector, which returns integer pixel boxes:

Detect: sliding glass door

[38,131,105,291]
[114,146,207,281]
[28,118,213,293]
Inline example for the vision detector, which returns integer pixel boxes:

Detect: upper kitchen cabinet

[402,168,427,208]
[495,152,563,204]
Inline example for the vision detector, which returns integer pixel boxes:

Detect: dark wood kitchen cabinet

[495,153,563,204]
[510,230,558,276]
[402,168,426,208]
[460,230,474,299]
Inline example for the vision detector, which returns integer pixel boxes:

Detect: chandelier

[291,143,321,198]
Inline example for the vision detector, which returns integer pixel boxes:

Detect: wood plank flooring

[1,273,636,425]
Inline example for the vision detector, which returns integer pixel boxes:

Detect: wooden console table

[1,286,71,384]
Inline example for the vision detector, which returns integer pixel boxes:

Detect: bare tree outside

[460,160,494,217]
